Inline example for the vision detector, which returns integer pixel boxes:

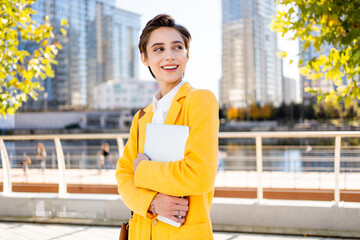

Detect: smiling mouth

[161,65,178,70]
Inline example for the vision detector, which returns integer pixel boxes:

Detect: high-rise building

[282,76,299,104]
[23,0,140,110]
[280,59,301,105]
[221,0,282,108]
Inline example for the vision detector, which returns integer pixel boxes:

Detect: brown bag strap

[119,222,129,240]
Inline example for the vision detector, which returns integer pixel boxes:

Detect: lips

[161,65,178,70]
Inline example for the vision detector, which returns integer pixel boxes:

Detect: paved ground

[0,222,352,240]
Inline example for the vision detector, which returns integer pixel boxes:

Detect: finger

[139,154,149,160]
[174,197,189,206]
[174,210,187,217]
[176,205,189,212]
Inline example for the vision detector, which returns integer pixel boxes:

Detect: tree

[260,104,275,120]
[314,101,341,120]
[343,102,360,120]
[272,0,360,108]
[238,108,248,120]
[226,107,239,120]
[250,103,261,120]
[0,0,67,117]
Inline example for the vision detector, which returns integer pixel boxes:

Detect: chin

[164,77,182,83]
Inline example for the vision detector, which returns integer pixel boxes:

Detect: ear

[141,52,149,66]
[186,50,190,62]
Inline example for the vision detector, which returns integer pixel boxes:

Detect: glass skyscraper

[221,0,282,108]
[24,0,140,110]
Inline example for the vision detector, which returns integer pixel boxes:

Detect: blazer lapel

[164,82,192,125]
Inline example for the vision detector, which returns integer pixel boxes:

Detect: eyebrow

[150,41,184,48]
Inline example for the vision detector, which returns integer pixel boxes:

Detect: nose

[164,49,175,61]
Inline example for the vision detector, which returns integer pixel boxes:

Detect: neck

[157,79,182,99]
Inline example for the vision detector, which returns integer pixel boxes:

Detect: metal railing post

[0,139,12,195]
[116,137,124,157]
[52,152,56,169]
[54,138,67,196]
[334,136,342,204]
[256,136,263,201]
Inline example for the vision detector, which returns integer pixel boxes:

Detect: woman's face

[141,27,189,87]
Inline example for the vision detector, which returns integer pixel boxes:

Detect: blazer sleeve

[116,111,157,219]
[134,90,219,196]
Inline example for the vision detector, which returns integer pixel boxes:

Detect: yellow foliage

[227,107,239,120]
[272,0,360,106]
[250,104,261,120]
[277,51,288,58]
[299,66,311,76]
[0,0,66,117]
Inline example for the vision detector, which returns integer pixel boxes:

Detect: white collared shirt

[152,81,185,124]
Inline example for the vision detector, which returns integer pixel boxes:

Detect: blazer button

[152,219,157,226]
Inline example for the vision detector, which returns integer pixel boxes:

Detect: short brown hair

[138,14,191,58]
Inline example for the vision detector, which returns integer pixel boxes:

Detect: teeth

[162,65,177,69]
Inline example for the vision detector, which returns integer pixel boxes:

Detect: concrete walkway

[0,222,351,240]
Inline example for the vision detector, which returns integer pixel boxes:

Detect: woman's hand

[151,193,189,224]
[133,153,150,172]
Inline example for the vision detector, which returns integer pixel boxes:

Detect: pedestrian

[97,150,105,173]
[116,14,219,240]
[217,150,226,172]
[101,143,110,170]
[36,142,46,173]
[22,155,31,182]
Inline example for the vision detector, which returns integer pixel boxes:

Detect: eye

[174,45,183,50]
[154,47,163,52]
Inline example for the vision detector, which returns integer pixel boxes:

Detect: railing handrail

[0,131,360,140]
[219,131,360,138]
[0,133,129,140]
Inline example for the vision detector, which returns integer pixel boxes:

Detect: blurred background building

[22,0,141,111]
[280,59,300,105]
[221,0,283,108]
[93,79,158,110]
[282,76,298,105]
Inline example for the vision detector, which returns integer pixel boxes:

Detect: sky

[116,0,299,100]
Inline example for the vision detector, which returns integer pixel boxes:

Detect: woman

[116,14,219,240]
[36,142,46,173]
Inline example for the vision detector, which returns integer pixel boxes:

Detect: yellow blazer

[116,82,219,240]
